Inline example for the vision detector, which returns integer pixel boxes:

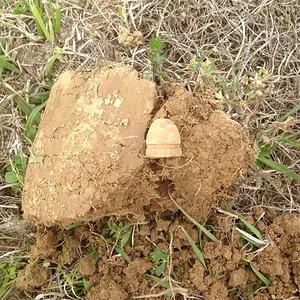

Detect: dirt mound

[16,212,300,299]
[23,65,254,225]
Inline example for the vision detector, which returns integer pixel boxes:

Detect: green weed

[25,100,48,144]
[115,247,131,263]
[257,155,300,181]
[5,153,28,187]
[102,218,133,262]
[145,274,171,289]
[235,215,268,248]
[62,270,92,298]
[65,221,85,231]
[147,36,167,81]
[150,248,169,276]
[25,0,62,41]
[238,215,263,240]
[102,218,133,248]
[0,260,18,299]
[149,36,167,65]
[4,83,52,186]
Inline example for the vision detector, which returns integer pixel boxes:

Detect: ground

[0,1,299,300]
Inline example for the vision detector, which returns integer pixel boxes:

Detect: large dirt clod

[23,66,255,225]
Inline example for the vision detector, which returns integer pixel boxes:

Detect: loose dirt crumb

[16,263,50,291]
[77,255,97,277]
[229,268,249,287]
[188,260,206,291]
[87,278,128,300]
[205,281,229,300]
[30,231,57,260]
[59,236,81,265]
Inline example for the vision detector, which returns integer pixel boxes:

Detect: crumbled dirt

[23,65,254,226]
[77,255,97,277]
[29,231,57,260]
[16,213,300,299]
[229,269,249,287]
[87,278,128,300]
[16,263,50,291]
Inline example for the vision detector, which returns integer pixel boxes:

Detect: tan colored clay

[146,118,182,158]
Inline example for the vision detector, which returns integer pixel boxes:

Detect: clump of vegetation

[145,36,167,81]
[13,0,61,41]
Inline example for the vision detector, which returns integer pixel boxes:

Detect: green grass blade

[285,139,300,148]
[115,247,131,263]
[48,18,55,42]
[44,48,62,78]
[12,95,33,117]
[239,215,263,240]
[30,2,51,41]
[240,233,263,248]
[181,227,206,269]
[65,221,85,230]
[249,263,272,286]
[26,100,47,128]
[29,91,50,104]
[257,155,300,181]
[54,3,61,33]
[171,198,218,242]
[0,56,19,73]
[199,229,203,250]
[278,105,300,123]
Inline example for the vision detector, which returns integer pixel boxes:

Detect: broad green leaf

[83,279,92,291]
[232,72,241,90]
[12,95,33,117]
[145,274,170,289]
[25,127,38,144]
[26,100,47,128]
[120,226,132,247]
[155,262,165,276]
[5,172,18,184]
[29,91,50,104]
